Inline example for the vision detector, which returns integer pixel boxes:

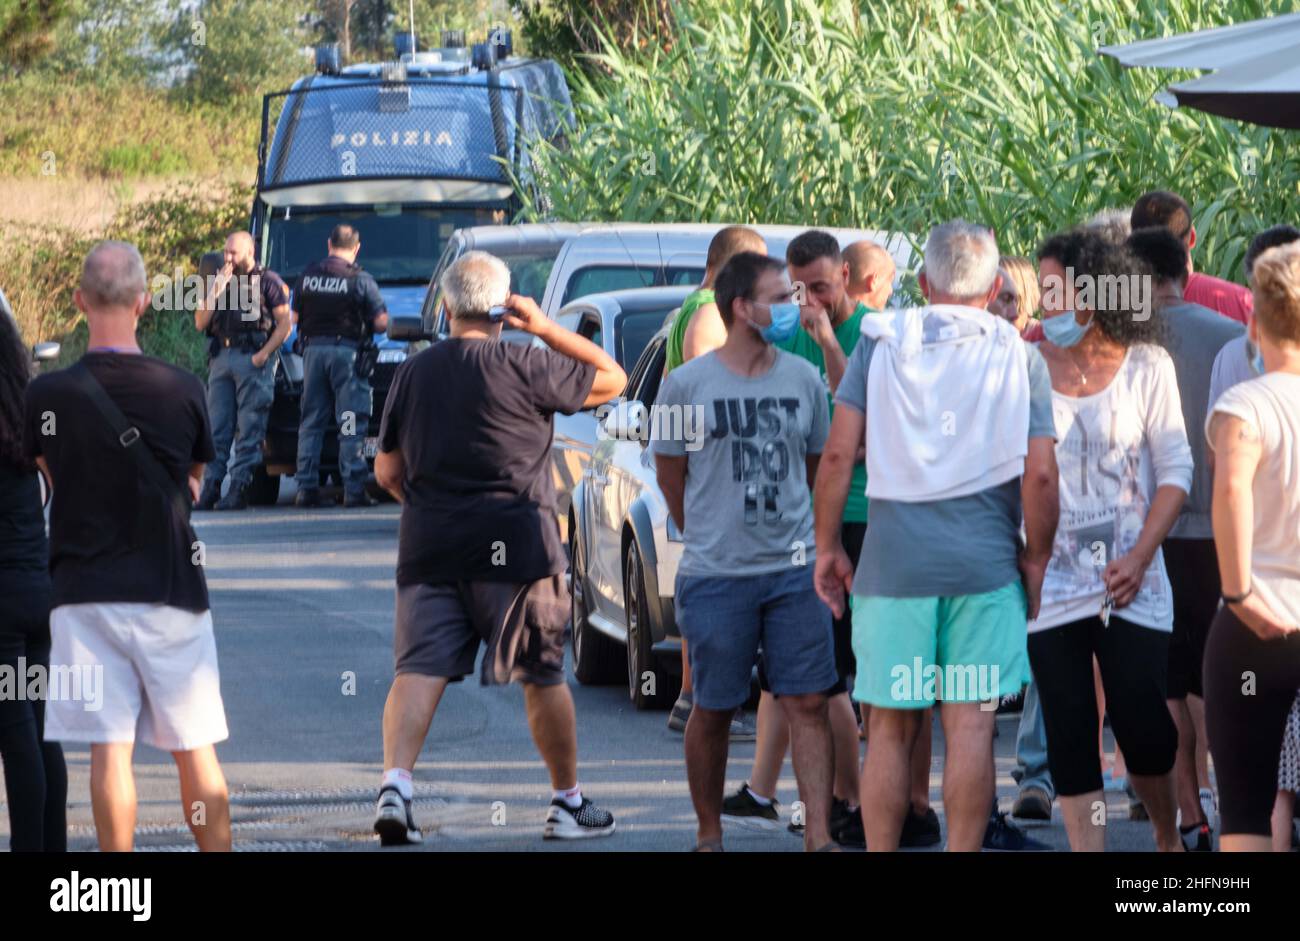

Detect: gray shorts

[393,575,569,686]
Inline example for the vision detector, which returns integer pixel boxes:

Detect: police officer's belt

[301,335,362,348]
[216,332,268,350]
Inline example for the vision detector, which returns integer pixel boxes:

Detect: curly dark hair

[0,307,32,471]
[1038,228,1165,349]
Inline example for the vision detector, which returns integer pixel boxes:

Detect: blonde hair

[1251,242,1300,343]
[999,255,1040,323]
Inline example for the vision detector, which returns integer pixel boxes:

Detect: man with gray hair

[23,240,231,851]
[813,220,1060,851]
[370,251,626,845]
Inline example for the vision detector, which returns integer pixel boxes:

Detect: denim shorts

[675,565,836,710]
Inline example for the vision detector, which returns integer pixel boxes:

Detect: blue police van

[244,30,572,503]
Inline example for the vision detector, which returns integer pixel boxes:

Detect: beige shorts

[45,603,229,751]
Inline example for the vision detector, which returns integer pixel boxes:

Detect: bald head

[224,231,256,273]
[79,241,148,313]
[844,240,895,310]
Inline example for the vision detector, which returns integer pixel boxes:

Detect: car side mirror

[387,315,433,342]
[597,399,647,443]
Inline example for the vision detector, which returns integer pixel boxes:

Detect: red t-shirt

[1185,272,1252,325]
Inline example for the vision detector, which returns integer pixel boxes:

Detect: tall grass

[0,75,258,179]
[4,182,251,379]
[525,0,1298,282]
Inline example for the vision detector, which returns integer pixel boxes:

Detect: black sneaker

[831,799,866,849]
[996,691,1025,715]
[295,487,322,508]
[373,787,422,846]
[721,784,781,831]
[983,811,1051,851]
[214,482,249,511]
[1181,821,1213,852]
[344,491,378,508]
[667,691,692,732]
[544,797,616,839]
[195,480,221,511]
[899,806,941,847]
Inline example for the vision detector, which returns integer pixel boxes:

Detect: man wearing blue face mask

[652,251,837,852]
[715,231,886,849]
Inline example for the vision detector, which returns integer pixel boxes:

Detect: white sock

[554,784,583,809]
[382,768,413,801]
[745,782,773,806]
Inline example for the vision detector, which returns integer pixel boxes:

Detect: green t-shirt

[778,302,871,523]
[664,288,714,374]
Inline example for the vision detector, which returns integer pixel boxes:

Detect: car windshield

[616,309,679,367]
[562,265,703,305]
[265,205,506,284]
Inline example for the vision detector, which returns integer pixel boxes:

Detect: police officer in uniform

[293,224,388,507]
[195,231,292,510]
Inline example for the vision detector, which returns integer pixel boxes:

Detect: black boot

[343,490,378,508]
[215,481,249,511]
[295,487,322,508]
[195,479,221,511]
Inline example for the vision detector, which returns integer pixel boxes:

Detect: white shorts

[46,603,229,752]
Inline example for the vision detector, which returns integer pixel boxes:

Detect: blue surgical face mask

[747,300,801,344]
[1042,309,1093,348]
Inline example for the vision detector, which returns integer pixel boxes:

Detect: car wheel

[246,465,281,506]
[624,539,677,710]
[570,525,621,685]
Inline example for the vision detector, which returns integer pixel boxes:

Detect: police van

[245,29,572,503]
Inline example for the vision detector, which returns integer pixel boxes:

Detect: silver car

[567,325,683,708]
[549,285,694,539]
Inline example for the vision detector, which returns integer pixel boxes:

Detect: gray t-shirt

[1207,333,1256,419]
[835,338,1056,598]
[1162,301,1244,539]
[651,349,830,577]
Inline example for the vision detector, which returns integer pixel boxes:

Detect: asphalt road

[4,488,1167,852]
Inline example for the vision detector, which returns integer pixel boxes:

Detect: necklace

[1068,349,1090,387]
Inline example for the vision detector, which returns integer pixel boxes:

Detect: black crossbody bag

[68,361,198,549]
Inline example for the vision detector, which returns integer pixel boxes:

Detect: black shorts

[1027,615,1176,797]
[393,575,569,687]
[1164,538,1221,699]
[758,522,866,696]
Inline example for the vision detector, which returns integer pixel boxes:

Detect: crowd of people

[0,187,1297,853]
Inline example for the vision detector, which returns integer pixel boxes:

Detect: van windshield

[265,205,505,284]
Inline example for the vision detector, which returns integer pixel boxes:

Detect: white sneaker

[544,797,616,840]
[374,787,423,846]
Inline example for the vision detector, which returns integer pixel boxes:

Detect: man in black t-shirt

[371,251,626,846]
[23,241,231,852]
[194,231,292,511]
[292,224,389,507]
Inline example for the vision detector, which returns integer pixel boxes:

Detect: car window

[578,313,602,349]
[615,308,675,368]
[561,265,706,305]
[632,336,668,407]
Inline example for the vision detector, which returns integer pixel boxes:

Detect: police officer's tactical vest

[210,266,274,339]
[296,259,369,340]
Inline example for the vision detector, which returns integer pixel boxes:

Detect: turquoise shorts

[851,580,1030,709]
